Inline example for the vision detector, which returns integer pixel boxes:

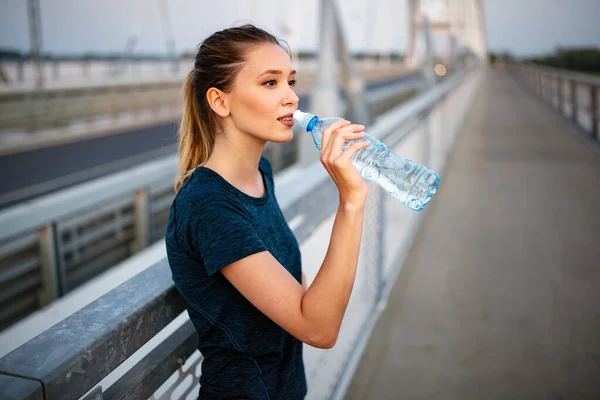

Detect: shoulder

[174,172,248,221]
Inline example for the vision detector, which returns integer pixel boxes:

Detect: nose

[283,86,299,107]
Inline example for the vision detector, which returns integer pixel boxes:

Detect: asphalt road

[0,75,417,210]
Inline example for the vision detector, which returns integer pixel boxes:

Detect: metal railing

[0,66,481,399]
[506,63,600,140]
[0,157,176,331]
[0,59,188,86]
[0,73,424,331]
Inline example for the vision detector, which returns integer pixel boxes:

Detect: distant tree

[0,49,24,60]
[526,47,600,73]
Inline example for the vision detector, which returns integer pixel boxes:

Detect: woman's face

[225,43,299,144]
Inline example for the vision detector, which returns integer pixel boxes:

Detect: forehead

[241,43,294,76]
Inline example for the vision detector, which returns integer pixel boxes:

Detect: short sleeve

[184,192,268,277]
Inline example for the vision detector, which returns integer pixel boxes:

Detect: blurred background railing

[0,58,186,86]
[506,63,599,139]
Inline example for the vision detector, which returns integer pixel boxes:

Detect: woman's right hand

[320,120,371,209]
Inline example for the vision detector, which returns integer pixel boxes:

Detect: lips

[278,113,294,127]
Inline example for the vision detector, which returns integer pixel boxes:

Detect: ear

[206,87,230,117]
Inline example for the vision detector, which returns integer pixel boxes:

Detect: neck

[203,126,266,195]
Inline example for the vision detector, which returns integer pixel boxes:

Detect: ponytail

[174,70,215,193]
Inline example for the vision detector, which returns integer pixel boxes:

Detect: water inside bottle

[350,138,439,211]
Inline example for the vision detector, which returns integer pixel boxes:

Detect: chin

[269,128,294,143]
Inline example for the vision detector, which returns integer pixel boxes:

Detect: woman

[165,24,370,400]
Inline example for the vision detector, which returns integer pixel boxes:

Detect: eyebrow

[258,69,297,78]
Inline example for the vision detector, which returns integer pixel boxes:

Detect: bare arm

[300,201,365,345]
[221,120,369,349]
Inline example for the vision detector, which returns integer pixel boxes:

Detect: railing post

[38,224,59,306]
[53,226,69,296]
[570,80,578,123]
[133,188,151,253]
[590,84,598,139]
[557,76,563,114]
[543,74,547,100]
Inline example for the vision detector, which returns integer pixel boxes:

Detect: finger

[327,131,352,160]
[341,131,367,142]
[324,124,365,152]
[334,123,366,136]
[321,120,350,152]
[338,140,371,163]
[327,127,366,159]
[322,123,353,163]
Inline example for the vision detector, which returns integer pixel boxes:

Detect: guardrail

[0,66,481,399]
[0,157,177,331]
[0,58,188,86]
[0,74,425,331]
[506,63,599,139]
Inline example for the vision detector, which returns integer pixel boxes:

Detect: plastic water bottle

[293,110,440,211]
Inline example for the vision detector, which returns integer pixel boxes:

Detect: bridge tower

[27,0,44,88]
[406,0,488,70]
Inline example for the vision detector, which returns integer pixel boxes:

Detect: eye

[289,79,296,87]
[262,79,277,87]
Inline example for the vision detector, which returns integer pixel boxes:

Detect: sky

[0,0,598,57]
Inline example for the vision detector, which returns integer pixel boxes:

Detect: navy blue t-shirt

[165,156,307,400]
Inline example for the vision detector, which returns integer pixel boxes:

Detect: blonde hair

[174,24,287,192]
